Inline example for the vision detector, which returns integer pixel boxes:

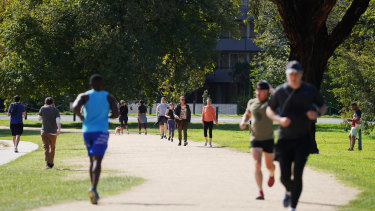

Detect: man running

[7,95,26,153]
[73,74,119,204]
[266,61,326,211]
[240,81,275,200]
[174,96,191,146]
[156,97,168,139]
[347,102,362,151]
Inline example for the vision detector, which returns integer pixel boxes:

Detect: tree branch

[328,0,370,51]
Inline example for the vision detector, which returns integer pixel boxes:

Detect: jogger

[266,61,327,211]
[240,81,275,200]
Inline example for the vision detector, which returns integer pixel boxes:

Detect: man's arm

[306,104,327,120]
[239,111,251,130]
[107,94,119,119]
[73,93,89,121]
[56,117,61,135]
[266,106,291,127]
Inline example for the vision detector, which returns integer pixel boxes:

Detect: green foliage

[202,89,210,105]
[0,0,240,104]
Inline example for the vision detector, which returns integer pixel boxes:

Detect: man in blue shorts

[73,74,119,204]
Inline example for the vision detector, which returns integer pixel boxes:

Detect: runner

[240,81,275,200]
[7,95,26,153]
[156,97,168,139]
[347,102,362,151]
[266,61,327,211]
[137,100,147,135]
[73,74,119,205]
[201,98,218,147]
[119,100,129,134]
[174,96,191,146]
[165,102,176,142]
[38,97,61,169]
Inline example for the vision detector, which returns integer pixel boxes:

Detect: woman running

[201,98,218,147]
[165,103,176,142]
[137,100,147,135]
[119,100,129,134]
[240,80,275,200]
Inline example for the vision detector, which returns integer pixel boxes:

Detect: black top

[120,105,128,117]
[174,104,191,122]
[268,82,324,140]
[167,109,175,120]
[138,105,147,113]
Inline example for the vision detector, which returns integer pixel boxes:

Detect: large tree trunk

[270,0,370,153]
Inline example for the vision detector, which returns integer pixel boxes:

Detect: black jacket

[174,104,191,122]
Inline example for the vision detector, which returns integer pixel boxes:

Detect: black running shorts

[10,123,23,136]
[158,116,167,125]
[250,139,274,153]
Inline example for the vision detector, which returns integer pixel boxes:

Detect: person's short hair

[180,96,185,100]
[256,80,270,90]
[207,97,212,102]
[351,102,358,107]
[120,100,125,104]
[45,97,54,105]
[90,74,102,85]
[14,95,20,102]
[161,97,166,102]
[139,100,144,105]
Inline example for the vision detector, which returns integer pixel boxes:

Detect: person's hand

[216,123,219,126]
[239,122,247,130]
[56,130,61,136]
[306,110,318,120]
[176,116,180,120]
[279,117,291,127]
[78,115,84,121]
[202,121,204,125]
[347,118,352,122]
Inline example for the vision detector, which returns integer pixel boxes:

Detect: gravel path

[33,133,359,211]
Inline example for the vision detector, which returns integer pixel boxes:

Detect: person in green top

[240,80,276,200]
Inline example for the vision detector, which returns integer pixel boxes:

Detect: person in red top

[347,102,362,151]
[201,98,219,147]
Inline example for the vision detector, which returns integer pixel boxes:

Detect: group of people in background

[6,61,363,210]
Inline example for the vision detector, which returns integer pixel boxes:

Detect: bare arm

[239,111,251,130]
[73,93,89,121]
[306,104,328,120]
[56,117,61,135]
[165,109,169,118]
[266,106,291,127]
[107,94,119,119]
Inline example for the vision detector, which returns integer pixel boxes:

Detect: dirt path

[34,134,359,211]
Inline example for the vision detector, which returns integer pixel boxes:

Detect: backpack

[9,103,18,115]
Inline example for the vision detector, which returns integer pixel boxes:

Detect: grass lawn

[0,120,373,210]
[0,130,144,211]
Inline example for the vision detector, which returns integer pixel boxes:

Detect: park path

[0,140,38,166]
[34,134,359,211]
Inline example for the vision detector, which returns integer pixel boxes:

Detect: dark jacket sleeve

[186,104,191,122]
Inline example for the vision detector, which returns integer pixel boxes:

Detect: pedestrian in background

[347,102,362,151]
[119,100,129,134]
[165,102,176,142]
[8,95,26,153]
[156,97,168,139]
[174,96,191,146]
[138,100,147,135]
[201,98,218,147]
[38,97,61,169]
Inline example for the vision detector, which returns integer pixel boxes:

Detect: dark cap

[256,80,270,90]
[286,60,302,74]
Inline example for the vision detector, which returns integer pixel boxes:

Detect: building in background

[186,1,260,103]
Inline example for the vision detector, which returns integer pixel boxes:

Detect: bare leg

[163,123,167,136]
[348,134,352,150]
[264,152,275,177]
[15,135,20,148]
[350,136,356,150]
[89,156,94,184]
[159,124,163,136]
[12,136,16,147]
[251,148,263,192]
[91,155,103,190]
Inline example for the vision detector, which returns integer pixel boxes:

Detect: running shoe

[168,136,171,141]
[209,143,212,147]
[139,132,141,135]
[283,191,291,207]
[145,132,147,135]
[256,190,264,200]
[204,141,207,146]
[88,188,100,204]
[171,138,173,142]
[288,208,296,211]
[14,147,18,153]
[178,141,182,146]
[268,176,275,187]
[161,135,163,139]
[184,141,188,146]
[127,131,129,135]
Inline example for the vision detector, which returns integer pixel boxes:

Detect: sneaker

[283,191,291,208]
[127,131,129,135]
[171,138,173,142]
[268,176,275,187]
[145,132,147,135]
[168,136,171,141]
[14,147,18,153]
[161,135,164,139]
[256,190,264,200]
[139,132,141,135]
[178,141,182,146]
[184,141,188,146]
[88,188,100,205]
[348,148,353,151]
[289,208,296,211]
[204,141,207,146]
[209,143,212,147]
[45,164,52,169]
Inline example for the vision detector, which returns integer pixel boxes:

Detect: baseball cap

[286,60,302,74]
[256,80,270,90]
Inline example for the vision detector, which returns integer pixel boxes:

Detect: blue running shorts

[83,131,109,157]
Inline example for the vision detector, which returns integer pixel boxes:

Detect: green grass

[0,130,144,211]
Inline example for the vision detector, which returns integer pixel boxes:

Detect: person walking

[165,103,176,142]
[174,96,191,146]
[137,100,147,135]
[7,95,26,153]
[38,97,61,169]
[266,61,327,211]
[239,81,275,200]
[119,100,129,134]
[73,74,119,205]
[347,102,362,151]
[156,97,168,139]
[201,98,218,147]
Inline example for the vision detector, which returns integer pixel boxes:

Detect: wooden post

[358,129,362,150]
[216,107,219,123]
[73,113,76,122]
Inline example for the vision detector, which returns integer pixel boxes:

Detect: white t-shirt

[180,105,187,120]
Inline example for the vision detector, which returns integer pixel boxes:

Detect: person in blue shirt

[73,74,119,205]
[7,95,26,153]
